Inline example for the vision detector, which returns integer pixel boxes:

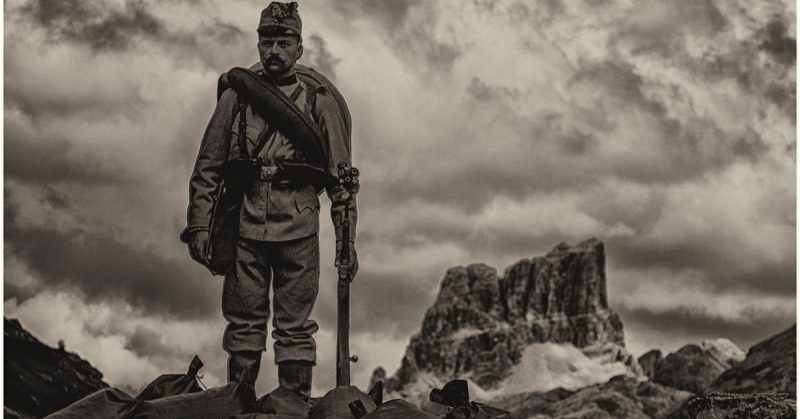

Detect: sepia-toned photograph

[4,1,796,418]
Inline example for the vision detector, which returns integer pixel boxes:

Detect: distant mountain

[378,238,641,404]
[4,317,108,419]
[648,339,745,393]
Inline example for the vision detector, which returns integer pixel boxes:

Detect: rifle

[335,162,359,388]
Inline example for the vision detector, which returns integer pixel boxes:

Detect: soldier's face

[258,34,303,77]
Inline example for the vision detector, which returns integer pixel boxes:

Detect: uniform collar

[274,73,298,86]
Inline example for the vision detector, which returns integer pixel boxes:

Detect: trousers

[222,234,320,364]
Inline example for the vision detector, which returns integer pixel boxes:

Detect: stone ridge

[494,375,692,419]
[385,238,632,392]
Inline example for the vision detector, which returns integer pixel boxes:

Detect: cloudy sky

[4,0,796,395]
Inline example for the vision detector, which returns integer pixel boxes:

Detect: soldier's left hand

[335,241,359,280]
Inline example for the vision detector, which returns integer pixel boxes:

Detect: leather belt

[256,165,306,188]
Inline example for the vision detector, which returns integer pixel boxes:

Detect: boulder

[688,392,795,419]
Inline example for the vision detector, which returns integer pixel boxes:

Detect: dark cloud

[23,0,164,50]
[570,61,666,118]
[350,272,436,340]
[4,196,219,320]
[356,219,470,254]
[759,19,796,67]
[618,305,795,351]
[41,187,70,209]
[14,0,250,72]
[332,0,462,73]
[165,20,251,71]
[363,53,774,212]
[610,0,726,57]
[4,131,126,184]
[606,236,796,296]
[730,130,769,161]
[559,129,597,155]
[202,20,246,45]
[573,60,769,166]
[303,34,342,80]
[124,325,180,359]
[5,84,145,121]
[3,124,127,185]
[331,0,420,32]
[466,78,519,102]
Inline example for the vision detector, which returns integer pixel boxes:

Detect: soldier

[180,1,357,406]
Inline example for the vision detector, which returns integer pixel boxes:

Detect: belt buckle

[260,166,278,181]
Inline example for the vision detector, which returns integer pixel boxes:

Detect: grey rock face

[652,340,744,394]
[708,325,796,394]
[639,350,663,380]
[384,238,637,393]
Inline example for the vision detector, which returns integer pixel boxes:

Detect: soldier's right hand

[188,230,210,266]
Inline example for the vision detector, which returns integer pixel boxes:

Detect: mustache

[266,57,284,63]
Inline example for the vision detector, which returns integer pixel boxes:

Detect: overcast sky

[4,0,796,395]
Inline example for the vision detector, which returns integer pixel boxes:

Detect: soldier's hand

[188,230,210,266]
[335,241,359,280]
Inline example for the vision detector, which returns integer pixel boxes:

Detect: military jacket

[182,64,356,243]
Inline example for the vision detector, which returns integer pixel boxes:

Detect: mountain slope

[4,317,108,418]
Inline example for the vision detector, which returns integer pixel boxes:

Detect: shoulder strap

[304,82,317,119]
[237,98,249,159]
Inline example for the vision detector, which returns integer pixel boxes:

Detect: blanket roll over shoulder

[217,67,337,189]
[218,63,352,185]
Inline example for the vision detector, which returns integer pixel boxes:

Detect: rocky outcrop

[639,350,663,380]
[707,325,796,394]
[652,339,745,394]
[383,238,639,395]
[494,375,692,419]
[688,392,796,419]
[4,317,108,419]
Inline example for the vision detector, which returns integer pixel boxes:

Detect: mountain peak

[382,239,636,398]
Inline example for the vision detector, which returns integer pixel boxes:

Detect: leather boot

[278,360,313,402]
[228,351,261,411]
[228,351,262,386]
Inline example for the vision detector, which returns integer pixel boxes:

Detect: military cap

[258,2,302,36]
